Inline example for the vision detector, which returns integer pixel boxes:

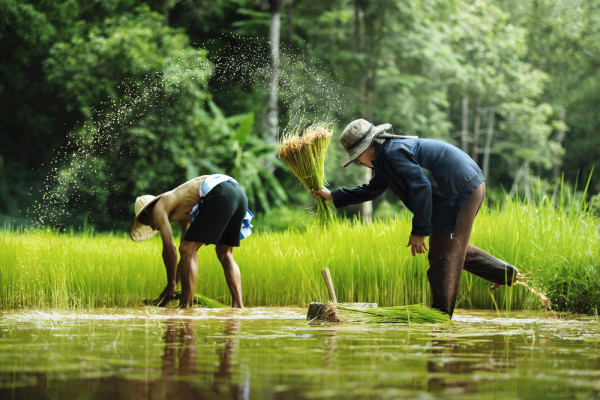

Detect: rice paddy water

[1,308,599,399]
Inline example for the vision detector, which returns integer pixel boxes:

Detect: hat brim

[129,193,165,242]
[341,123,391,167]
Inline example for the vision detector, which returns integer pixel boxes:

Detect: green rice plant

[1,192,599,313]
[143,290,227,308]
[278,122,334,225]
[322,302,450,324]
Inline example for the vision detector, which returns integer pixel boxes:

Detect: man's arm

[329,173,388,208]
[152,204,178,302]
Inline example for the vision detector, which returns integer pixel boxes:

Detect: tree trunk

[360,74,374,223]
[461,96,469,153]
[471,98,481,163]
[355,0,373,223]
[266,0,281,147]
[482,108,495,181]
[163,0,172,26]
[285,0,293,52]
[553,108,567,179]
[509,161,530,198]
[354,0,361,53]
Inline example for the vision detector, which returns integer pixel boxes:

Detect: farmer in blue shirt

[311,119,522,317]
[130,175,252,308]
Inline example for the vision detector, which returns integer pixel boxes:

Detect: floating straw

[319,268,449,324]
[278,122,334,225]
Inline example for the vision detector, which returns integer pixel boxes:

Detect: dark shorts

[183,181,248,247]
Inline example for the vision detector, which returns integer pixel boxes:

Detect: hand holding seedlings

[278,123,335,225]
[311,187,333,201]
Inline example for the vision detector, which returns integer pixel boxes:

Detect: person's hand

[407,235,429,257]
[157,285,177,306]
[310,187,333,201]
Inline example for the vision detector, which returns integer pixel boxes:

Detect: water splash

[514,279,557,319]
[207,34,348,127]
[28,36,349,232]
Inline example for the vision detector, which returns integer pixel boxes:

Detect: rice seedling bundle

[322,301,450,324]
[318,269,449,324]
[278,123,334,225]
[144,291,227,308]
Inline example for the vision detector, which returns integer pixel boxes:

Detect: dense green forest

[1,0,599,231]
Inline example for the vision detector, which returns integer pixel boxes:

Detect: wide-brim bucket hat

[129,193,165,242]
[340,119,392,167]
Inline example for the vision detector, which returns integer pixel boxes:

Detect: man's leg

[427,183,485,316]
[178,240,203,308]
[216,244,244,308]
[463,244,518,288]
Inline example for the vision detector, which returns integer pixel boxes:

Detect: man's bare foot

[156,287,177,306]
[490,270,531,290]
[144,295,176,307]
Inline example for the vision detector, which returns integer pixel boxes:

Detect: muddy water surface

[1,307,599,399]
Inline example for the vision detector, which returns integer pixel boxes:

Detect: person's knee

[180,241,200,259]
[215,245,233,264]
[428,251,444,267]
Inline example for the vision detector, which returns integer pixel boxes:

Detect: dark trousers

[427,183,517,316]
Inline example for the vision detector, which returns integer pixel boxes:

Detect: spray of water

[28,36,350,232]
[207,35,349,129]
[514,279,557,319]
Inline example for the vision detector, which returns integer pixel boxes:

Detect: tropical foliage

[1,0,599,230]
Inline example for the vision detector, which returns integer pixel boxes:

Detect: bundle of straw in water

[278,122,334,225]
[145,291,227,308]
[322,301,450,324]
[318,268,449,324]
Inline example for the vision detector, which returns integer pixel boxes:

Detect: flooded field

[1,307,599,399]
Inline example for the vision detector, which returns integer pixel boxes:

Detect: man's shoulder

[379,139,415,162]
[152,191,173,214]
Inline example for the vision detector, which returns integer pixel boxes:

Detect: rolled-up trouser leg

[427,183,485,317]
[463,244,517,285]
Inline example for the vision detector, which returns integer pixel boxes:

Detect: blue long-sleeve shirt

[331,138,484,236]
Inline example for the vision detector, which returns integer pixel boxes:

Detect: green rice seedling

[278,122,334,225]
[144,290,227,308]
[1,186,599,313]
[322,301,450,324]
[318,268,449,324]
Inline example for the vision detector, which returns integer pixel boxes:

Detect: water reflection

[426,331,517,394]
[323,329,338,368]
[1,310,600,399]
[212,318,249,400]
[132,316,248,400]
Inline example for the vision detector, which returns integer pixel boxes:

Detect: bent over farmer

[311,119,522,317]
[130,174,252,308]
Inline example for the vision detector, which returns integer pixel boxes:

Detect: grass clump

[278,122,334,225]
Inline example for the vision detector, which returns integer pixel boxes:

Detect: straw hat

[340,119,391,167]
[129,194,164,242]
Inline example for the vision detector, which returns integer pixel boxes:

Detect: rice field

[1,197,599,313]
